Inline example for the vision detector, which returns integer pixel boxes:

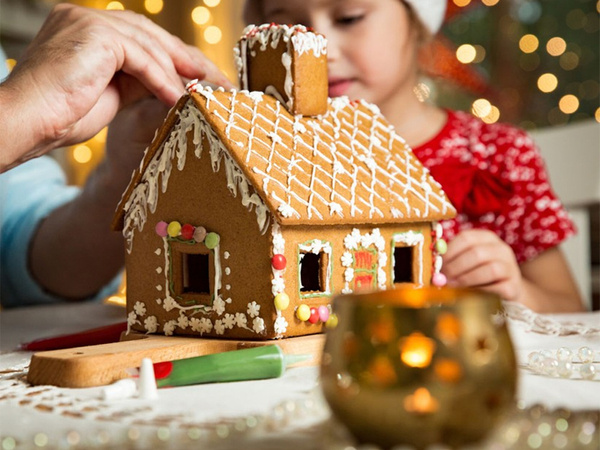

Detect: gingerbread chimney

[234,24,328,116]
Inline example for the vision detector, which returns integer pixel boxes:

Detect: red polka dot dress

[412,110,575,264]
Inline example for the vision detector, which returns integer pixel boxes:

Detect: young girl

[243,0,584,312]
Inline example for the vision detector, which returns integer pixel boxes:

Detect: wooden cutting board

[27,333,326,388]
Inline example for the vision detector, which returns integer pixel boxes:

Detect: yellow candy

[167,221,181,237]
[274,293,290,311]
[326,313,339,329]
[296,304,311,322]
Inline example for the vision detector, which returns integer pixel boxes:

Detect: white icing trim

[342,228,387,293]
[298,239,333,294]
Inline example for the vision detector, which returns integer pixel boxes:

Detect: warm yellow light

[93,127,108,144]
[546,37,567,56]
[106,1,124,10]
[537,73,558,93]
[456,44,477,64]
[595,108,600,123]
[144,0,163,14]
[560,52,580,71]
[481,106,500,124]
[399,332,436,368]
[519,34,539,54]
[204,0,221,6]
[482,0,499,5]
[204,26,222,44]
[471,98,492,118]
[72,145,93,164]
[559,95,579,114]
[403,387,439,414]
[192,6,211,25]
[472,45,486,63]
[413,82,431,103]
[6,58,16,72]
[453,0,471,7]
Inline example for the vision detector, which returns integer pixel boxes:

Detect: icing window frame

[298,240,333,299]
[169,241,215,306]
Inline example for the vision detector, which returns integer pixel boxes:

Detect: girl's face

[260,0,419,112]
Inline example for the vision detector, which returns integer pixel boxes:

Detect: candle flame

[399,332,436,368]
[404,387,439,414]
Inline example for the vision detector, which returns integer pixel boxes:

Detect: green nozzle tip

[284,353,312,367]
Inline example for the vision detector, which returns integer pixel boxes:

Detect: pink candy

[432,272,447,287]
[155,221,168,237]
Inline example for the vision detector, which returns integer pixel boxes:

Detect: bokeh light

[192,6,211,25]
[558,94,580,114]
[106,1,124,10]
[144,0,163,14]
[546,37,567,56]
[482,0,499,6]
[559,52,580,71]
[456,44,477,64]
[537,73,558,93]
[204,0,221,6]
[72,145,93,164]
[471,98,492,118]
[595,107,600,123]
[204,26,222,44]
[519,34,539,53]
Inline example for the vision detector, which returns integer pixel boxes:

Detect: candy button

[318,305,330,322]
[326,313,338,329]
[155,221,168,237]
[296,304,311,322]
[181,224,195,241]
[167,221,181,237]
[271,254,287,270]
[274,293,290,311]
[204,232,220,249]
[193,226,207,243]
[308,307,319,324]
[435,239,448,255]
[432,272,447,287]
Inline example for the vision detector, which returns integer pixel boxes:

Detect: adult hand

[441,229,523,302]
[0,3,234,172]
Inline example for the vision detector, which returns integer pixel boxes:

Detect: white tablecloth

[1,302,598,449]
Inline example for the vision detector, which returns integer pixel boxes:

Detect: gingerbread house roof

[113,83,455,245]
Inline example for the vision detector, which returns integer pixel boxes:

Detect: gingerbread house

[113,24,456,340]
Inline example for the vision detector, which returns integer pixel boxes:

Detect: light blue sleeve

[0,46,8,81]
[0,155,122,307]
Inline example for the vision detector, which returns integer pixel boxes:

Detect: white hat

[404,0,447,34]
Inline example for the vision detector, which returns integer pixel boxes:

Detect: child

[243,0,584,312]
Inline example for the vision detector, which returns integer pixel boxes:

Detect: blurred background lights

[453,0,472,7]
[559,94,579,114]
[560,52,580,71]
[204,0,221,7]
[144,0,163,15]
[481,0,500,6]
[191,6,211,25]
[413,82,431,102]
[204,26,222,44]
[537,73,558,93]
[471,98,492,118]
[519,34,539,53]
[546,37,566,56]
[456,44,477,64]
[106,1,124,10]
[72,145,93,164]
[516,0,543,24]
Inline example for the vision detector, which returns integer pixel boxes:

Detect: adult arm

[0,3,233,172]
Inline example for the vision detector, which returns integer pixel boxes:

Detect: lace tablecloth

[1,302,599,449]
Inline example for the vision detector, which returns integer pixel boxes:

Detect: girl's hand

[441,229,523,302]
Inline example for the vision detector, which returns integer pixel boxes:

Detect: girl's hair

[242,0,432,45]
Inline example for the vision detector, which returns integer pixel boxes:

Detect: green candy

[204,232,220,249]
[435,238,447,255]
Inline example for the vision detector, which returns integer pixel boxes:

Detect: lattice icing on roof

[187,83,455,225]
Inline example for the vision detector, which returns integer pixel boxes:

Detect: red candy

[271,254,287,270]
[308,307,319,324]
[181,224,195,240]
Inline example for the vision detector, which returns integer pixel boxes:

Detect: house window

[298,239,333,298]
[300,252,327,292]
[182,253,210,294]
[393,246,414,283]
[170,241,213,305]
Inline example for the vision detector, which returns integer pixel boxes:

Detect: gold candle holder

[320,287,517,449]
